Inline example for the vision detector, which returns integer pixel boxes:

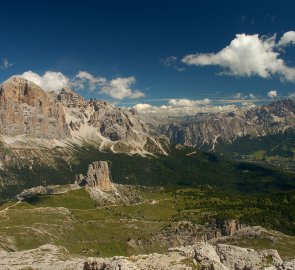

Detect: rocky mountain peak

[1,76,49,105]
[57,87,85,108]
[0,76,167,155]
[0,76,70,139]
[158,99,295,148]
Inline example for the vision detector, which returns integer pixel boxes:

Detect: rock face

[0,242,291,270]
[0,76,69,139]
[158,99,295,148]
[57,87,85,108]
[77,161,112,192]
[87,161,112,191]
[65,98,166,154]
[215,244,282,270]
[0,76,166,155]
[129,220,243,252]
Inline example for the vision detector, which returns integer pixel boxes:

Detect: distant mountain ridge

[157,99,295,148]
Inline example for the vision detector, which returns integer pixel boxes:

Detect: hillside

[1,143,295,200]
[0,184,295,269]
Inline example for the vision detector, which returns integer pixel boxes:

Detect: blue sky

[0,0,295,108]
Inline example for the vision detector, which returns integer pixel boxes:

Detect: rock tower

[76,161,112,192]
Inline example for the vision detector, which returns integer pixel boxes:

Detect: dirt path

[0,201,21,222]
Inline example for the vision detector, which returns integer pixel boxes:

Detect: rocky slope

[157,99,295,148]
[0,242,293,270]
[0,76,166,156]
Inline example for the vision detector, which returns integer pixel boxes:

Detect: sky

[0,0,295,113]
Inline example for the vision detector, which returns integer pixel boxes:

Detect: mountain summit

[0,76,166,154]
[0,76,69,139]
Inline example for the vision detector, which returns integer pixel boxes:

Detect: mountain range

[0,76,295,269]
[157,99,295,149]
[1,76,295,154]
[0,76,166,155]
[0,76,294,200]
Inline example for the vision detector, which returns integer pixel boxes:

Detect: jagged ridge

[158,99,295,148]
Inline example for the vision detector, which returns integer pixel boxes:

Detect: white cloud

[75,71,106,92]
[19,70,144,99]
[0,58,13,70]
[133,102,237,116]
[234,93,243,99]
[182,32,295,82]
[267,90,278,98]
[167,98,210,107]
[21,71,70,92]
[100,77,144,99]
[75,71,144,99]
[233,92,256,99]
[133,103,154,111]
[278,31,295,47]
[133,98,238,117]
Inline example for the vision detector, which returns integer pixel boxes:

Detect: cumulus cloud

[182,32,295,82]
[167,98,210,107]
[21,71,70,92]
[133,103,154,111]
[75,71,144,99]
[133,98,238,117]
[267,90,278,98]
[75,71,106,91]
[0,58,13,70]
[278,31,295,47]
[133,102,237,116]
[19,70,144,99]
[100,77,144,99]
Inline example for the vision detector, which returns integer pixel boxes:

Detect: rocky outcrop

[158,99,295,148]
[16,184,80,201]
[215,244,282,270]
[0,76,70,139]
[129,220,244,252]
[76,161,112,192]
[0,242,291,270]
[212,219,242,237]
[57,87,85,108]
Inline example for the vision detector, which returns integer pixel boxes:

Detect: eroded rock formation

[76,161,112,192]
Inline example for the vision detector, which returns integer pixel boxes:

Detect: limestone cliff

[0,76,69,139]
[0,76,166,156]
